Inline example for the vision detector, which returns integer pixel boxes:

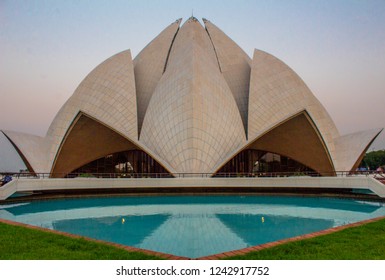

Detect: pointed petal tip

[185,16,200,24]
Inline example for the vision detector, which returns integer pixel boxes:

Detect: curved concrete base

[1,176,385,200]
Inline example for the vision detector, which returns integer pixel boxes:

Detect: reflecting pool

[1,195,385,258]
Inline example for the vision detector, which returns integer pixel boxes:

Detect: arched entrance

[70,149,171,178]
[215,149,317,176]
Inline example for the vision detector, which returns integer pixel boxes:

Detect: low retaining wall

[1,176,385,200]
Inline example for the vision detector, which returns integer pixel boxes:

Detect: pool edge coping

[2,215,385,260]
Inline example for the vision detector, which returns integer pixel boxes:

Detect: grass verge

[224,217,385,260]
[2,218,385,260]
[0,221,163,260]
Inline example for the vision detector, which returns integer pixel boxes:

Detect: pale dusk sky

[1,0,384,150]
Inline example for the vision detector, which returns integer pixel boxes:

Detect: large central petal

[140,18,246,173]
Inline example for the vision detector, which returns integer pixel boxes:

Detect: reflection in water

[1,195,385,258]
[217,214,334,246]
[53,214,170,246]
[139,213,247,258]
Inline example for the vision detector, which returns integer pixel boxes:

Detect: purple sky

[1,0,384,150]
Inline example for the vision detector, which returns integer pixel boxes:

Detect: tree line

[360,150,385,170]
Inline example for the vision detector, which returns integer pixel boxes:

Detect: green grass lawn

[225,218,385,260]
[2,218,385,260]
[0,222,163,260]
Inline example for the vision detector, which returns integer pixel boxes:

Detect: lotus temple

[1,17,384,199]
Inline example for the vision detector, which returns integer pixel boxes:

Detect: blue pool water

[1,195,385,258]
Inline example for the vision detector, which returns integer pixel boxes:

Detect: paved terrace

[1,173,385,200]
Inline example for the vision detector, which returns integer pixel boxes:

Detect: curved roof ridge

[167,16,218,68]
[134,19,182,136]
[203,18,251,136]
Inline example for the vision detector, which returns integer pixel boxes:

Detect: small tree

[360,150,385,170]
